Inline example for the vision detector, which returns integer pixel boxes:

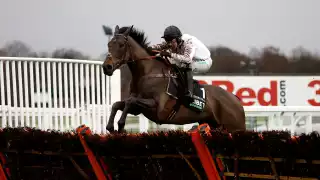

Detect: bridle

[106,34,132,70]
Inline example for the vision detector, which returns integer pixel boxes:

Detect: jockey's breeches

[191,57,212,74]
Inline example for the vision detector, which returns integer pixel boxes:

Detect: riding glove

[160,50,171,58]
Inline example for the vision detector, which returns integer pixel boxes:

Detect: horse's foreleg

[106,101,125,133]
[117,97,156,133]
[117,103,131,133]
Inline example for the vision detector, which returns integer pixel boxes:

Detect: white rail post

[139,115,149,133]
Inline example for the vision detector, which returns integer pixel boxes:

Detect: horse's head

[102,25,134,76]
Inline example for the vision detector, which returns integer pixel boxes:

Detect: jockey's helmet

[161,25,182,42]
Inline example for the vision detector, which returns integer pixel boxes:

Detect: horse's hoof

[118,129,127,134]
[188,125,199,132]
[106,126,115,134]
[76,124,87,133]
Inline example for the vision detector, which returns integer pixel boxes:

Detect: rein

[138,50,159,60]
[138,50,172,66]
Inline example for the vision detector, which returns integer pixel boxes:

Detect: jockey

[150,25,212,99]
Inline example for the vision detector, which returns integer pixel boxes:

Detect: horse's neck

[127,62,141,80]
[128,37,168,77]
[127,62,140,94]
[127,60,168,95]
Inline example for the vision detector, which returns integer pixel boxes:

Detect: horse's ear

[123,25,133,36]
[114,25,120,35]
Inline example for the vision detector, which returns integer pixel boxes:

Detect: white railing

[0,57,121,134]
[2,104,320,134]
[137,106,320,134]
[244,106,320,135]
[1,57,320,135]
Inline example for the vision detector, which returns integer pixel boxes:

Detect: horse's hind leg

[106,101,125,133]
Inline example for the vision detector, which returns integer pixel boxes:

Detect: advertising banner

[194,76,320,106]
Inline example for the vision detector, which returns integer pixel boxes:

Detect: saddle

[166,66,206,112]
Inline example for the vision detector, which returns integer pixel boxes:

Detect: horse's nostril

[106,64,113,70]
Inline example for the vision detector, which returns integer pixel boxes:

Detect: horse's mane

[119,26,153,54]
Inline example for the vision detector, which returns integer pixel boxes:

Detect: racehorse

[102,25,246,133]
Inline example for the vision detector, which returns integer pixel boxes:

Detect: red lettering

[236,88,256,106]
[212,80,234,92]
[308,80,320,106]
[257,81,278,106]
[199,79,279,106]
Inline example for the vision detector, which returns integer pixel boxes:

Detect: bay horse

[102,25,246,133]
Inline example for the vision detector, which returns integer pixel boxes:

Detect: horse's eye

[119,44,124,48]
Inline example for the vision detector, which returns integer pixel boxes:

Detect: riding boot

[185,69,194,99]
